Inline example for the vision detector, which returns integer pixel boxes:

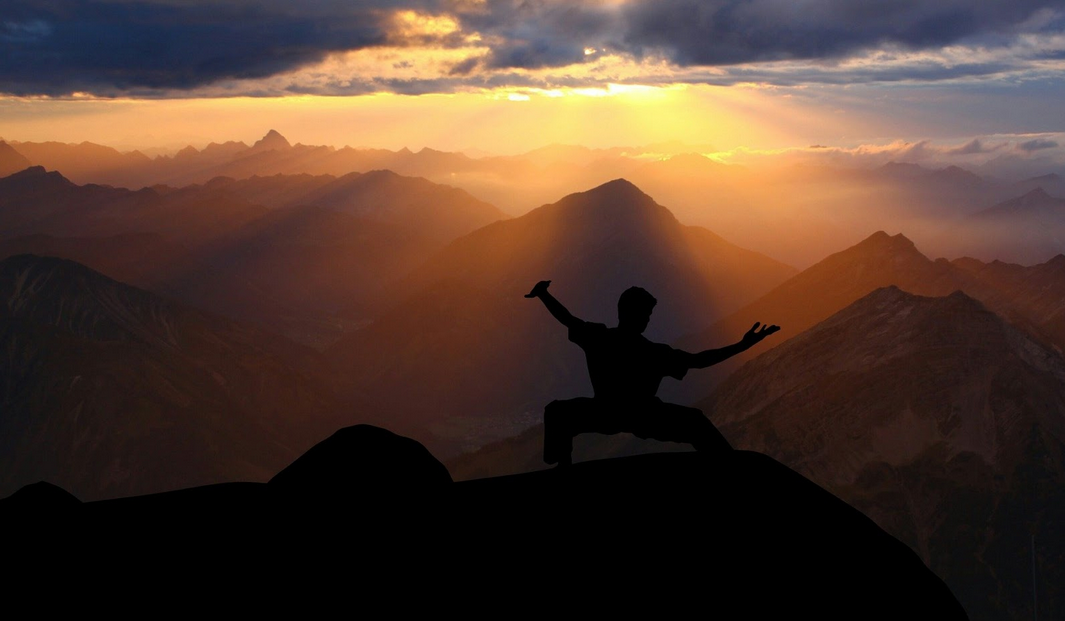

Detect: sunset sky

[2,1,1063,160]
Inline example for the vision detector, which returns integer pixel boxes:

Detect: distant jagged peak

[1,165,74,186]
[824,284,987,327]
[1044,253,1065,268]
[1020,186,1052,200]
[858,283,909,304]
[175,145,199,158]
[878,161,928,176]
[203,140,249,152]
[851,230,921,254]
[930,164,984,183]
[11,165,48,177]
[980,186,1063,216]
[251,129,291,151]
[581,177,652,200]
[1023,172,1062,183]
[204,175,237,189]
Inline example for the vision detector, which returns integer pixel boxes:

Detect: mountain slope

[672,231,985,396]
[209,168,507,243]
[0,255,342,500]
[0,143,31,177]
[699,287,1065,619]
[159,204,441,346]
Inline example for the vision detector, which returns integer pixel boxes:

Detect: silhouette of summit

[2,424,966,619]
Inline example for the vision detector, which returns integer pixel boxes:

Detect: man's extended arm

[525,280,581,329]
[684,322,780,369]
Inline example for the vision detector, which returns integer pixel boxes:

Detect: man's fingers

[750,321,761,332]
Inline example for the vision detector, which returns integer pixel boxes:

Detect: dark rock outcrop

[269,424,453,500]
[2,425,966,618]
[0,481,81,516]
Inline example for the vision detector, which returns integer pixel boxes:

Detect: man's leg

[629,401,732,454]
[543,397,603,466]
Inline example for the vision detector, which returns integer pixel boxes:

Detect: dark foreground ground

[2,425,966,618]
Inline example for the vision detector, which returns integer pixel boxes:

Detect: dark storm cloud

[3,0,1064,97]
[457,1,617,70]
[618,0,1064,66]
[0,0,417,96]
[1018,138,1060,151]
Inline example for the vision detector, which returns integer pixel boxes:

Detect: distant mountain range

[938,188,1065,264]
[4,131,1064,267]
[0,166,505,346]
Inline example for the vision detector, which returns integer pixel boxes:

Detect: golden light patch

[389,10,461,42]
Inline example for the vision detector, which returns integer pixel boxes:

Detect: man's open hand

[741,321,780,347]
[525,280,551,298]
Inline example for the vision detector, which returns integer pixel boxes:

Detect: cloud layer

[2,0,1064,97]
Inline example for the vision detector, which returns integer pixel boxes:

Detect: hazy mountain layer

[938,188,1065,264]
[0,166,507,346]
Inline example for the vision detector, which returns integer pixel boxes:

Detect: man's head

[618,286,656,333]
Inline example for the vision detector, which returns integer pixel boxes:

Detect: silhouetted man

[526,280,779,467]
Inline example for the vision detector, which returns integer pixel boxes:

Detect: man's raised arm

[525,280,581,329]
[684,322,780,369]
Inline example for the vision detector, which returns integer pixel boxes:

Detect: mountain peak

[1021,187,1051,200]
[251,129,291,151]
[585,178,649,199]
[554,178,665,220]
[11,165,48,177]
[853,231,919,254]
[2,165,73,187]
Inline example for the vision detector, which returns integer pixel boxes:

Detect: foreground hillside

[2,425,966,619]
